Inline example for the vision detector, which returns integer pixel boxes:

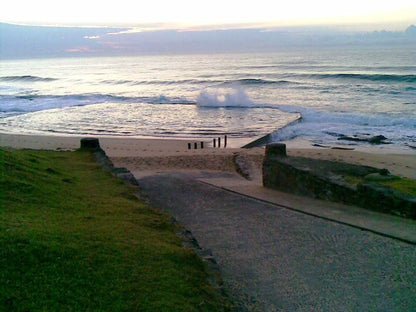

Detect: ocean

[1,46,415,149]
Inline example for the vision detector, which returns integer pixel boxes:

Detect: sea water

[0,46,415,149]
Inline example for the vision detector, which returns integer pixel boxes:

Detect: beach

[2,21,415,311]
[1,51,415,153]
[1,132,415,180]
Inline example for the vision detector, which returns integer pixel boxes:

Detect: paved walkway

[199,175,416,245]
[137,171,416,311]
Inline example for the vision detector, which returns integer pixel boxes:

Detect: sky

[1,0,416,30]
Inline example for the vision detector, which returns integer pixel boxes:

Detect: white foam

[0,93,196,117]
[270,104,416,145]
[197,86,255,107]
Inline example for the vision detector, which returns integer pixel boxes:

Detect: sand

[1,132,415,179]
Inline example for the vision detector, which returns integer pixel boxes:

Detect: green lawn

[0,148,229,311]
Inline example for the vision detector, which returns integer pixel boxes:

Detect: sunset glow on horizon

[2,0,416,30]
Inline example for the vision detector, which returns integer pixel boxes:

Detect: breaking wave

[220,78,296,86]
[0,75,57,82]
[99,77,297,86]
[100,78,223,86]
[270,104,416,144]
[0,93,195,116]
[294,73,416,83]
[197,87,256,107]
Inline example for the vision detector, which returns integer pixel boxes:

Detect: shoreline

[1,132,415,179]
[2,130,415,153]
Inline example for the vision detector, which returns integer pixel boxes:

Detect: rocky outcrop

[337,134,391,144]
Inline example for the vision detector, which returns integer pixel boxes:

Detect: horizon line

[1,20,415,33]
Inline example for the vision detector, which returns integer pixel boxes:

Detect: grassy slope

[0,148,228,311]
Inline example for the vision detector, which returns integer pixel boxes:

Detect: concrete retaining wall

[263,144,416,219]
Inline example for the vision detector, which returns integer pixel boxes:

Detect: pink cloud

[98,41,124,49]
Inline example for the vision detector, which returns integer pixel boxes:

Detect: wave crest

[221,78,295,86]
[0,75,57,82]
[0,93,196,116]
[304,73,416,83]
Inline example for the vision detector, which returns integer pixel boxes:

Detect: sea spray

[197,86,255,107]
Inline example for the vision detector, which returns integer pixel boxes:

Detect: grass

[379,177,416,197]
[0,148,229,311]
[343,175,364,186]
[343,174,416,197]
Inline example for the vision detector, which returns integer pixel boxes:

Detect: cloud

[66,46,96,53]
[1,22,415,59]
[0,23,127,58]
[84,35,100,39]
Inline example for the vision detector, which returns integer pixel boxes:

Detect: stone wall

[263,143,416,219]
